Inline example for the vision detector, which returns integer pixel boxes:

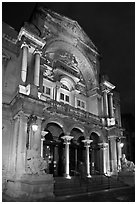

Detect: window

[60,93,64,100]
[43,86,51,97]
[60,93,69,103]
[81,101,85,109]
[66,95,69,102]
[77,99,86,110]
[77,100,81,107]
[46,87,51,95]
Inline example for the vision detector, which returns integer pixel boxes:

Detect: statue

[27,144,48,175]
[121,154,135,172]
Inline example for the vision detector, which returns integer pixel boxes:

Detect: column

[41,138,45,158]
[116,139,122,171]
[8,115,20,176]
[34,50,41,87]
[109,93,114,118]
[61,135,73,179]
[109,137,117,174]
[41,131,48,157]
[82,139,93,178]
[106,142,111,174]
[21,42,28,83]
[15,112,28,178]
[75,148,77,171]
[91,146,95,175]
[103,90,109,117]
[100,143,109,174]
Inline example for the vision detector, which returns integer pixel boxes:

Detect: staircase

[54,175,129,197]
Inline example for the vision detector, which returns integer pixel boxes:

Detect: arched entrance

[42,122,64,176]
[90,132,103,175]
[69,128,85,175]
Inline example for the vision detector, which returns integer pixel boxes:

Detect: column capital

[109,92,113,96]
[61,135,73,144]
[98,142,108,149]
[82,139,93,147]
[33,49,42,56]
[102,89,110,94]
[21,41,29,49]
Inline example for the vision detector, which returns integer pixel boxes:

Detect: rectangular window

[77,99,86,109]
[81,101,85,109]
[65,95,69,102]
[46,87,51,95]
[77,99,81,107]
[60,93,64,100]
[42,86,45,93]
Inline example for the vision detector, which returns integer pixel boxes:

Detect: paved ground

[53,187,135,202]
[3,186,135,202]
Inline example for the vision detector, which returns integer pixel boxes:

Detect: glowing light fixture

[28,115,38,132]
[32,123,38,132]
[120,143,124,148]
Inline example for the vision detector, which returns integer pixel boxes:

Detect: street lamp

[28,115,38,132]
[120,143,124,148]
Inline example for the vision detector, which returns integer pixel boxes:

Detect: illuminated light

[32,123,38,132]
[120,143,124,148]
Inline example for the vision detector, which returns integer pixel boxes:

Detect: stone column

[8,115,20,177]
[109,137,117,174]
[91,147,95,175]
[109,93,114,118]
[34,50,41,87]
[82,139,93,178]
[41,131,48,157]
[106,142,111,173]
[41,138,45,158]
[116,139,123,171]
[99,143,109,174]
[15,112,28,178]
[103,90,109,117]
[61,136,73,179]
[21,42,28,83]
[75,148,77,171]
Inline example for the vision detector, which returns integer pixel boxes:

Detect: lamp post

[27,115,38,149]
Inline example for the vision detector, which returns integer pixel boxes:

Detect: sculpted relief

[26,144,48,175]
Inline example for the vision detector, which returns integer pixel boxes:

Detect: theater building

[2,7,124,199]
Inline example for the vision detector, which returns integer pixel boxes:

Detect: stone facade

[2,7,124,199]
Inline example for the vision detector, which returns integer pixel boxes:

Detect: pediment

[31,7,97,52]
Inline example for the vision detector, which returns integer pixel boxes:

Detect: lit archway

[90,132,103,174]
[69,128,85,175]
[42,122,64,176]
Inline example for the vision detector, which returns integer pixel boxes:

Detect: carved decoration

[26,144,48,175]
[120,154,135,172]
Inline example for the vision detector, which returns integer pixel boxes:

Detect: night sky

[2,2,135,117]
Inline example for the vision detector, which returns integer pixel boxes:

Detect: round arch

[89,127,104,142]
[45,39,98,91]
[41,117,66,134]
[69,123,86,139]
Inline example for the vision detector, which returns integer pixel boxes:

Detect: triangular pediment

[31,7,98,52]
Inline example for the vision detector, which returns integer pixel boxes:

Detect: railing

[43,98,102,125]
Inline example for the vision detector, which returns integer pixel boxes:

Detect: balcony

[43,98,102,125]
[17,84,102,125]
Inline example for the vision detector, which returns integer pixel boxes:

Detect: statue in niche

[120,154,135,172]
[26,144,48,175]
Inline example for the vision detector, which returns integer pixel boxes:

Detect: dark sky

[2,2,135,116]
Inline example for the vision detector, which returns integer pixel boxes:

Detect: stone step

[54,176,128,197]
